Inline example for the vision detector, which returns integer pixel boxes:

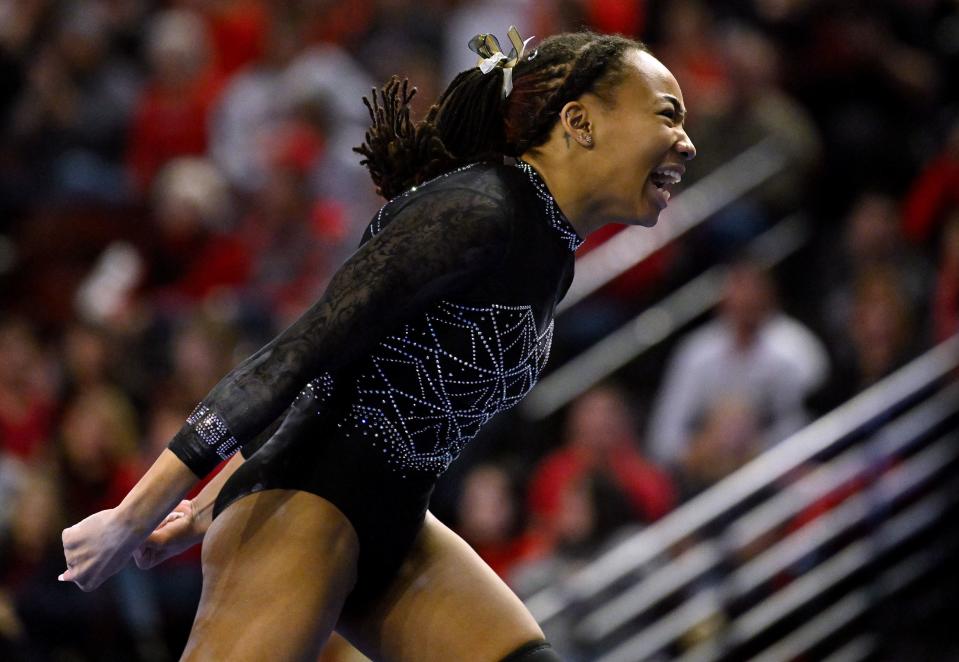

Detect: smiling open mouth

[647,165,684,209]
[650,165,683,191]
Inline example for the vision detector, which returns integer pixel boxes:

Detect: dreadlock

[353,31,649,200]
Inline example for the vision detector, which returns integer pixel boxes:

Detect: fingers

[135,530,165,569]
[135,510,190,569]
[58,566,97,592]
[59,508,145,592]
[156,510,186,531]
[61,527,81,585]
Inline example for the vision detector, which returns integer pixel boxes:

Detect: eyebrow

[660,94,687,122]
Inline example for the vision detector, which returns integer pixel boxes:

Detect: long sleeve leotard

[168,160,582,479]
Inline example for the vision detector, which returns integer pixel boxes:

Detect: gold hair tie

[467,25,534,99]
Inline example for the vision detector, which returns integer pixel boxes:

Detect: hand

[133,500,205,569]
[60,450,200,590]
[61,509,145,592]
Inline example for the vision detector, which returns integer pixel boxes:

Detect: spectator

[792,4,940,211]
[845,265,916,385]
[140,157,250,307]
[0,317,54,462]
[455,463,547,582]
[208,11,305,194]
[200,0,269,79]
[683,22,821,220]
[654,0,730,116]
[279,42,378,223]
[676,395,764,498]
[236,115,349,322]
[648,258,828,468]
[57,321,115,400]
[816,191,932,349]
[1,469,134,660]
[154,314,239,410]
[126,9,223,193]
[8,3,140,204]
[529,385,675,531]
[808,266,918,414]
[55,387,140,524]
[510,470,642,661]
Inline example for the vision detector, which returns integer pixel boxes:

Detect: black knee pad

[500,640,563,662]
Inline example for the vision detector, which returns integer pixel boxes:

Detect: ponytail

[354,31,648,200]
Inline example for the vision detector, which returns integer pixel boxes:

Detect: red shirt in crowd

[529,443,676,525]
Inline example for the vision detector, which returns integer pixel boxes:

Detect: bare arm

[61,185,511,590]
[60,449,196,589]
[132,452,246,570]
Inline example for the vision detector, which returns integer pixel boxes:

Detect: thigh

[182,489,360,662]
[337,512,544,662]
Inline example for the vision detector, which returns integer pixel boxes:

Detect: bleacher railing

[526,335,959,661]
[523,138,790,420]
[523,214,809,420]
[557,138,787,314]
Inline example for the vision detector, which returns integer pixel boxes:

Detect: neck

[519,151,606,238]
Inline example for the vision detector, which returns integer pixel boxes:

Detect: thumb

[156,510,186,531]
[147,524,175,547]
[58,567,76,583]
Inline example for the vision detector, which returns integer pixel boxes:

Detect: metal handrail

[729,481,957,643]
[726,383,959,550]
[523,214,809,419]
[527,335,959,624]
[575,420,959,645]
[558,138,787,313]
[598,476,959,661]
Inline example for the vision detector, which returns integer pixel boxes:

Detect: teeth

[652,167,683,185]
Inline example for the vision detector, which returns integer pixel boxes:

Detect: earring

[582,134,593,146]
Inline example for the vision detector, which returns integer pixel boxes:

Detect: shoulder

[403,161,522,213]
[365,161,522,242]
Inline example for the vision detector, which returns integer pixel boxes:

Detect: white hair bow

[468,25,535,99]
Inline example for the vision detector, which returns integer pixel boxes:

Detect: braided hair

[354,31,649,200]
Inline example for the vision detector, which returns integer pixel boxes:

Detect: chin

[629,207,660,227]
[608,204,660,227]
[614,213,658,228]
[636,213,659,227]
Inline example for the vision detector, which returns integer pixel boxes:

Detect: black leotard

[168,159,582,606]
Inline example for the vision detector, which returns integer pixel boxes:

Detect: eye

[660,109,677,122]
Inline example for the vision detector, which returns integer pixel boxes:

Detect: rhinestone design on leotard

[338,160,578,475]
[514,160,584,252]
[186,404,240,460]
[294,374,335,409]
[343,301,554,475]
[188,374,335,460]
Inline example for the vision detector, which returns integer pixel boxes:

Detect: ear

[558,101,593,147]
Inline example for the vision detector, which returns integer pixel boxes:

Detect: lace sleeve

[168,187,512,476]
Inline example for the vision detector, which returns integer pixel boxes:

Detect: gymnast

[60,28,695,661]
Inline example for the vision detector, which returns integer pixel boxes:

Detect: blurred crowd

[0,0,957,660]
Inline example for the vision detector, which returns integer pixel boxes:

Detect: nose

[677,130,696,161]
